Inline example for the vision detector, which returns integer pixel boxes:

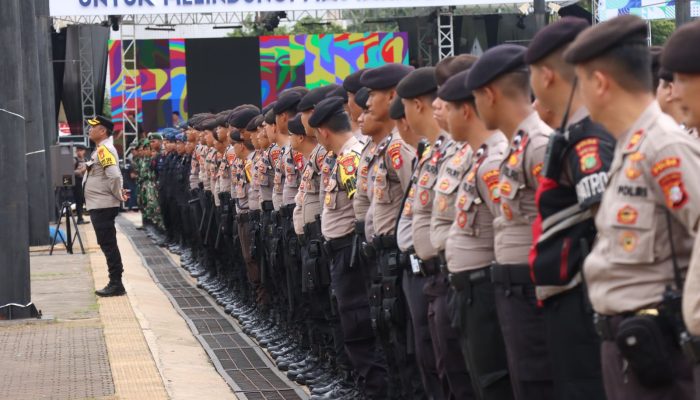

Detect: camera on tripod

[49,144,85,255]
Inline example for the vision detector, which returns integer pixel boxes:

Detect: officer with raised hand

[310,96,388,400]
[466,44,554,400]
[566,15,700,399]
[525,17,613,400]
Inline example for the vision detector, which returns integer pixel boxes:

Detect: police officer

[311,96,388,399]
[525,17,613,400]
[466,45,555,400]
[439,68,514,400]
[84,115,129,297]
[566,15,700,399]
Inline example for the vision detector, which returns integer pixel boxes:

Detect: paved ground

[0,214,236,400]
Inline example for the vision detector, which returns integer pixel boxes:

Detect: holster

[369,282,384,333]
[350,221,365,268]
[302,220,329,291]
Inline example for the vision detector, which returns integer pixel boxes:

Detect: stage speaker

[50,145,76,188]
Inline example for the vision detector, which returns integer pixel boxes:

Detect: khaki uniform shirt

[355,139,377,241]
[283,146,303,206]
[248,150,262,211]
[494,112,552,265]
[367,132,416,239]
[202,147,215,191]
[322,137,362,240]
[83,137,123,210]
[446,132,508,272]
[189,144,201,190]
[431,141,473,253]
[411,133,456,260]
[258,144,279,206]
[585,102,700,315]
[233,153,253,213]
[272,144,287,210]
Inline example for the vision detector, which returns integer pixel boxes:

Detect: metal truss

[437,11,454,60]
[52,10,343,26]
[120,18,139,168]
[78,25,96,146]
[417,22,433,67]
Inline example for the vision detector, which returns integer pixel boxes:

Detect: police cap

[396,67,438,99]
[439,69,473,102]
[326,86,348,103]
[465,44,527,92]
[175,133,185,142]
[228,108,260,129]
[389,96,405,120]
[274,91,303,115]
[360,63,415,91]
[215,110,231,127]
[264,109,276,125]
[86,115,114,132]
[525,17,589,65]
[198,116,219,131]
[298,85,340,112]
[230,129,244,143]
[262,101,276,116]
[343,69,367,93]
[288,114,307,135]
[564,15,648,64]
[354,87,370,110]
[246,114,265,132]
[661,19,700,74]
[309,97,346,128]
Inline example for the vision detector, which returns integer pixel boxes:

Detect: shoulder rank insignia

[97,145,117,168]
[388,141,403,170]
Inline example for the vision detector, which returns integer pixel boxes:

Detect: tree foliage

[227,15,345,37]
[651,19,676,45]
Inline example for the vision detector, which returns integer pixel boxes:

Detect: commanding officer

[525,17,612,400]
[466,45,554,400]
[567,15,700,399]
[311,97,388,399]
[84,116,128,297]
[440,69,514,400]
[398,66,473,400]
[360,64,420,399]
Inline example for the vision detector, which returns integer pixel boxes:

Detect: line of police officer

[130,15,700,400]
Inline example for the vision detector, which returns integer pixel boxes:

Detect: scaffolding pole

[438,11,455,60]
[121,15,139,167]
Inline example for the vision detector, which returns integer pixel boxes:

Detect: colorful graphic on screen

[598,0,700,21]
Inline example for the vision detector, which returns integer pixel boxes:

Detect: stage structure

[50,0,569,157]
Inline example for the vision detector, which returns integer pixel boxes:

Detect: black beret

[288,114,307,135]
[439,69,473,102]
[327,86,348,103]
[564,15,648,64]
[343,69,367,93]
[215,111,232,127]
[354,87,370,110]
[298,85,340,112]
[389,96,405,120]
[229,108,260,129]
[264,109,276,125]
[246,114,265,132]
[262,101,276,116]
[284,86,310,96]
[360,63,415,90]
[661,19,700,74]
[86,115,114,131]
[274,91,303,115]
[199,116,218,131]
[396,67,438,99]
[659,67,674,82]
[465,44,527,92]
[525,17,589,65]
[230,129,244,143]
[309,96,346,128]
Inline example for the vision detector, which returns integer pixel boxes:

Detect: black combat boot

[95,281,126,297]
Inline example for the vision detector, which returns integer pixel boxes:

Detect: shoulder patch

[97,145,117,168]
[658,172,688,209]
[338,153,360,199]
[483,169,501,202]
[651,157,680,177]
[388,141,403,170]
[575,138,602,174]
[294,152,304,171]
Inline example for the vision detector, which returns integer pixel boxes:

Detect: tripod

[50,187,85,255]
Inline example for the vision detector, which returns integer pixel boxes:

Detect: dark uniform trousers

[448,267,514,400]
[237,214,264,305]
[599,315,695,400]
[493,270,554,400]
[328,236,389,399]
[403,270,445,400]
[542,285,606,400]
[91,207,124,284]
[423,271,475,400]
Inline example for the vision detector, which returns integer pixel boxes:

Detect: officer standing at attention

[84,116,129,297]
[466,45,554,400]
[440,68,514,400]
[311,97,389,399]
[397,66,474,400]
[525,17,612,400]
[566,15,700,399]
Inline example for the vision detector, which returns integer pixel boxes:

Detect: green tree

[651,19,675,45]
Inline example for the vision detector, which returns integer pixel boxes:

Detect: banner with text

[50,0,518,16]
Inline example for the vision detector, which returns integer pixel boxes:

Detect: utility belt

[279,204,295,219]
[261,200,274,212]
[323,233,354,255]
[490,263,532,286]
[236,211,251,224]
[449,266,492,292]
[301,220,330,292]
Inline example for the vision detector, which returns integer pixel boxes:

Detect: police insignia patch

[575,138,602,174]
[403,201,412,216]
[388,142,403,169]
[294,152,304,171]
[97,145,116,168]
[620,231,638,252]
[626,130,644,151]
[457,194,467,209]
[651,157,680,177]
[419,190,430,206]
[659,172,688,209]
[532,162,544,178]
[439,179,450,191]
[457,211,468,228]
[339,153,360,199]
[616,205,638,225]
[483,170,500,203]
[626,168,642,180]
[500,181,512,197]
